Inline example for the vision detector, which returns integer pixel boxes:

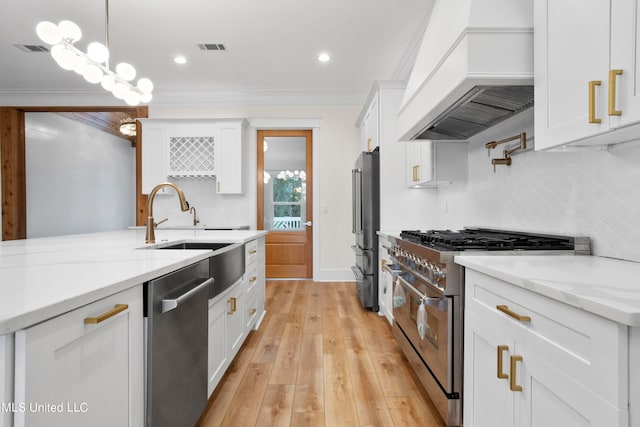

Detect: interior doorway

[257,130,312,278]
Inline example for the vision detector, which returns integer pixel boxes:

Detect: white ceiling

[0,0,434,106]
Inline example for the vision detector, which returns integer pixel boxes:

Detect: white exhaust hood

[398,0,534,141]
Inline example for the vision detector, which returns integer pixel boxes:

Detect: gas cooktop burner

[400,228,575,251]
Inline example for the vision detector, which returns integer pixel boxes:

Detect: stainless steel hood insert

[415,85,534,140]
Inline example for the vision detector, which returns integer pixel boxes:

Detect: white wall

[148,105,361,280]
[25,113,136,238]
[411,109,640,263]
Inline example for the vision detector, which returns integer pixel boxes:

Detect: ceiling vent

[198,43,226,51]
[14,44,49,53]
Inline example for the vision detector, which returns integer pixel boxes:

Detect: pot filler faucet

[145,182,190,244]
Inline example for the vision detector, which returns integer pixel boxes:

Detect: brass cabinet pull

[412,165,420,182]
[608,69,623,116]
[367,138,372,152]
[496,305,531,322]
[249,249,257,255]
[497,345,509,379]
[227,297,237,315]
[249,276,257,283]
[510,355,523,392]
[588,80,602,123]
[249,308,257,316]
[84,304,128,324]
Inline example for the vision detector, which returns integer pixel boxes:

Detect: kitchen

[2,0,640,426]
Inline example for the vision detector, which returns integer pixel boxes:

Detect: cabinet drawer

[465,269,628,407]
[14,286,144,427]
[245,239,258,268]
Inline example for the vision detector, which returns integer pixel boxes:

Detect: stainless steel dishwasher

[145,259,211,427]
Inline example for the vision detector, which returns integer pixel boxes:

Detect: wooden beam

[1,108,26,240]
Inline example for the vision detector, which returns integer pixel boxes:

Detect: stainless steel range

[387,228,590,426]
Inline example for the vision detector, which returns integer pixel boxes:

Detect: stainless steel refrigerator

[351,147,379,311]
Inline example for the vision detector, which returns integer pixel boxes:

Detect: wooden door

[257,130,312,278]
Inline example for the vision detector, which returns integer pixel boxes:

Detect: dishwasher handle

[161,277,214,314]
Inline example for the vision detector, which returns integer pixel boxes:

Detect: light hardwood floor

[196,280,446,427]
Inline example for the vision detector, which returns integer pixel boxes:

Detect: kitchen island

[0,228,267,427]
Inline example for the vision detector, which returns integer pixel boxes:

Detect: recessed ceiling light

[174,55,187,65]
[318,53,330,63]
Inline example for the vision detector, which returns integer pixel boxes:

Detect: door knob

[305,221,313,227]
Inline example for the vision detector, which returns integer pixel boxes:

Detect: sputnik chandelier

[35,0,153,106]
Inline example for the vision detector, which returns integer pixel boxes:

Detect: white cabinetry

[464,269,628,427]
[141,121,168,195]
[207,237,266,397]
[406,140,467,188]
[215,121,246,194]
[534,0,640,150]
[377,236,393,325]
[1,335,13,427]
[13,286,144,427]
[359,96,380,152]
[140,119,246,195]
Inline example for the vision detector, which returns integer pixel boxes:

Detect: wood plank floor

[196,281,446,427]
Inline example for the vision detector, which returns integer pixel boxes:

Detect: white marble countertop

[455,255,640,326]
[0,229,268,334]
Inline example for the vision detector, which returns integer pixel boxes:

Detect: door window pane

[263,137,306,231]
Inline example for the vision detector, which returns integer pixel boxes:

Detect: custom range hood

[398,0,534,141]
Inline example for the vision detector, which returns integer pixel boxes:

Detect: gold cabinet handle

[249,308,257,316]
[84,304,128,324]
[497,345,509,379]
[608,69,623,116]
[227,297,237,315]
[249,276,257,283]
[249,249,257,255]
[510,355,523,392]
[412,165,420,182]
[367,138,372,152]
[589,80,602,123]
[496,305,531,322]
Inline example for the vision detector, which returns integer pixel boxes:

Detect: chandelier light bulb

[140,92,152,103]
[36,21,61,45]
[125,90,141,106]
[137,78,153,93]
[50,44,65,62]
[116,62,136,81]
[57,48,79,70]
[73,59,88,75]
[82,64,103,84]
[58,20,82,43]
[87,42,109,63]
[112,81,129,99]
[101,74,116,91]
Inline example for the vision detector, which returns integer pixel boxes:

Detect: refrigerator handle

[352,168,363,234]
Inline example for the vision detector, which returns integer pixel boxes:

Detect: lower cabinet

[207,236,266,397]
[377,237,393,325]
[464,269,628,427]
[13,286,144,427]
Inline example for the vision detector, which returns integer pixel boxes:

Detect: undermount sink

[156,241,245,299]
[158,242,232,251]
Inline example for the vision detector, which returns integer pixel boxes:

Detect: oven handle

[351,245,371,255]
[397,275,447,311]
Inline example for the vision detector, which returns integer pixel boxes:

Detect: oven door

[393,274,453,393]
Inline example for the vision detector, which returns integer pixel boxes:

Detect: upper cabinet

[406,140,467,188]
[356,81,405,153]
[140,119,247,195]
[534,0,640,150]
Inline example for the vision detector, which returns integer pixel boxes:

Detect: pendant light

[36,0,153,105]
